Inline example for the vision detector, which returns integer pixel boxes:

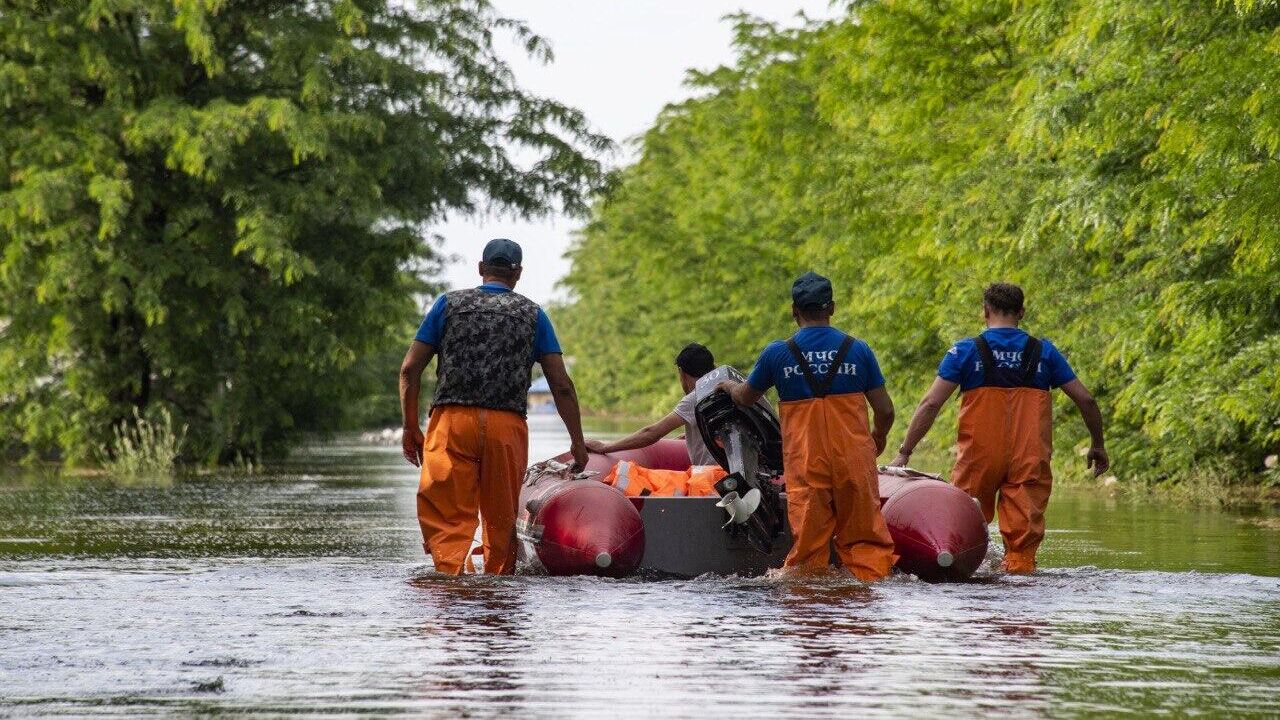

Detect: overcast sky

[430,1,840,306]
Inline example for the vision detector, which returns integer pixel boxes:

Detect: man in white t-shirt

[584,343,718,466]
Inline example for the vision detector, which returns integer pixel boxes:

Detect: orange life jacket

[600,461,723,497]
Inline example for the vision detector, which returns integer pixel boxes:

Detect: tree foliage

[1,0,609,462]
[560,0,1280,484]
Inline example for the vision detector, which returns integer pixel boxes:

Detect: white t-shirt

[673,391,718,467]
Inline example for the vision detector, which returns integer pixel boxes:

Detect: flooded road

[2,416,1278,717]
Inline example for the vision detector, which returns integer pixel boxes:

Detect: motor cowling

[693,366,786,554]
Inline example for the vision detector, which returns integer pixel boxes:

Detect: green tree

[560,0,1280,488]
[0,0,609,463]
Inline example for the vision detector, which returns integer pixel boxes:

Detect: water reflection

[406,575,533,714]
[0,423,1277,717]
[775,581,880,704]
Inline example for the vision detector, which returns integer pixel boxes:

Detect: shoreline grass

[97,407,187,482]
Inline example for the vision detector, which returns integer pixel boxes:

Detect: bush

[100,408,188,481]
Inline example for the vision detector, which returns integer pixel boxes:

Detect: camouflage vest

[431,288,539,416]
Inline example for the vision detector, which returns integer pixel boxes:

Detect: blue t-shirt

[414,283,561,359]
[746,327,886,402]
[938,327,1075,392]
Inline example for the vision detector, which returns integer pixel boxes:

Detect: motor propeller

[716,487,762,527]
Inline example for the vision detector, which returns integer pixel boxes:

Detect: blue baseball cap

[482,238,522,268]
[791,271,833,309]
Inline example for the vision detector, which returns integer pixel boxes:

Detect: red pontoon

[518,438,989,581]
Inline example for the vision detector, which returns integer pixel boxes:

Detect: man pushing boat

[717,272,899,582]
[890,282,1109,573]
[399,239,589,574]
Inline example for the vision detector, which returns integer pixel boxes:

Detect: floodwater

[2,416,1278,717]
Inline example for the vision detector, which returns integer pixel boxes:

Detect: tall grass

[100,407,187,480]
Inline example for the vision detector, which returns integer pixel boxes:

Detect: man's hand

[569,439,589,473]
[1060,379,1108,476]
[585,438,609,454]
[402,425,424,467]
[717,379,765,408]
[872,430,888,456]
[1086,446,1110,476]
[889,452,910,468]
[398,341,433,467]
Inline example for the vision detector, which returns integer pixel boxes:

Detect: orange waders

[417,405,528,574]
[951,336,1053,574]
[779,337,898,582]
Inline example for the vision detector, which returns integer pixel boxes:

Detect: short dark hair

[675,343,715,378]
[794,303,834,322]
[480,262,519,284]
[983,282,1024,315]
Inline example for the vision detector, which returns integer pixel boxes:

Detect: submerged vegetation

[560,0,1280,490]
[99,407,187,481]
[0,0,609,465]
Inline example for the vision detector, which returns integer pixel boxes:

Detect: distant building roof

[528,377,551,393]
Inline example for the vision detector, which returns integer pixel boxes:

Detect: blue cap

[791,271,833,309]
[482,238,522,268]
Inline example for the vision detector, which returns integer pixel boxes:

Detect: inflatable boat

[516,367,989,582]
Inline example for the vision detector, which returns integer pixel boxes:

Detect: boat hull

[526,439,989,581]
[629,494,792,576]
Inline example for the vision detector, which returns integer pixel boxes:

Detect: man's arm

[540,353,588,471]
[865,386,895,456]
[399,340,435,466]
[889,377,958,467]
[718,379,765,408]
[1058,378,1109,475]
[586,412,685,455]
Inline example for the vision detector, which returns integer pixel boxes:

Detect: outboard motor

[692,366,785,554]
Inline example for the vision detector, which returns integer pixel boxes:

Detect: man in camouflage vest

[399,239,588,574]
